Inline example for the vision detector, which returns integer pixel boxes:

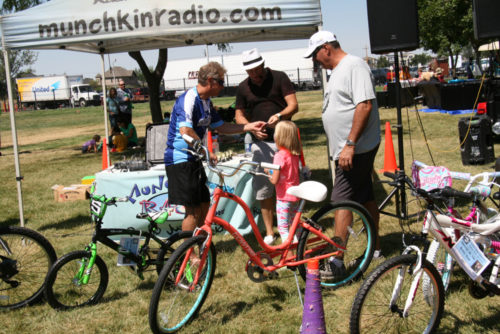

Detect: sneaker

[264,235,276,245]
[373,249,384,260]
[320,257,346,280]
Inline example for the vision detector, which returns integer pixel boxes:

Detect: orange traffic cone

[379,121,398,173]
[102,138,109,170]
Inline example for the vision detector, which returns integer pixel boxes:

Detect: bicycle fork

[75,243,98,286]
[390,246,425,318]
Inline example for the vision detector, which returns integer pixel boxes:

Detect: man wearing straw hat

[235,48,299,245]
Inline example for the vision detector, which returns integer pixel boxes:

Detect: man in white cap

[235,48,298,245]
[304,31,381,276]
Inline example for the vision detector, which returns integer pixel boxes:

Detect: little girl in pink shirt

[267,121,301,243]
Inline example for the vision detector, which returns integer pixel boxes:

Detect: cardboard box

[52,184,90,202]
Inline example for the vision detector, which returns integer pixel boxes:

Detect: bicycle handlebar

[181,133,280,178]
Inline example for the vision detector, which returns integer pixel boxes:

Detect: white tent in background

[0,0,322,226]
[479,41,500,51]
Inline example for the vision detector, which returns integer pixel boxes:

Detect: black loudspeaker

[458,116,495,165]
[366,0,419,54]
[473,0,500,40]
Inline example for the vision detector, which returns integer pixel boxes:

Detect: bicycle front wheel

[156,231,194,275]
[149,236,216,333]
[350,254,444,334]
[44,250,108,309]
[297,201,375,288]
[0,226,57,310]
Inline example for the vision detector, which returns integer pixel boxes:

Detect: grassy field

[1,91,499,333]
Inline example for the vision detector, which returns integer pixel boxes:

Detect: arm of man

[267,93,299,127]
[215,121,266,135]
[234,109,268,140]
[338,100,373,171]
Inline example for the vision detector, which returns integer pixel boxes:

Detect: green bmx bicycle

[44,188,191,310]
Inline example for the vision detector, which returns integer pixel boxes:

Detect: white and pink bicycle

[350,166,500,334]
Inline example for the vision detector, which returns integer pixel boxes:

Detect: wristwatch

[276,113,281,120]
[346,139,356,147]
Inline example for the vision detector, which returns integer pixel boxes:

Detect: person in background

[117,118,138,147]
[165,61,266,232]
[107,87,120,129]
[82,134,101,153]
[266,121,301,244]
[111,126,127,152]
[117,79,133,124]
[386,66,396,82]
[163,111,171,124]
[304,30,381,277]
[435,67,445,83]
[467,58,474,79]
[234,48,299,245]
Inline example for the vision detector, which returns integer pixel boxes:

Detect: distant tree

[410,53,433,67]
[1,0,43,98]
[417,0,474,76]
[376,56,390,68]
[129,43,231,123]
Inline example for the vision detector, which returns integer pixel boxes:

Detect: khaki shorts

[251,140,277,200]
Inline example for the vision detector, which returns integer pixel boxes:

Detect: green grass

[1,92,500,333]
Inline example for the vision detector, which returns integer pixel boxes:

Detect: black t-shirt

[235,69,295,140]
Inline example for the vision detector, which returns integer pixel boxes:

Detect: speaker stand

[378,52,410,220]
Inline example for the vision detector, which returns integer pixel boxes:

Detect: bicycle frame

[176,185,344,288]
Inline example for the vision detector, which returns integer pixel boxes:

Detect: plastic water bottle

[212,134,219,155]
[244,132,252,157]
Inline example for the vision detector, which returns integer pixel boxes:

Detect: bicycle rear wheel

[44,250,108,309]
[149,236,216,333]
[0,226,57,310]
[297,201,375,288]
[350,254,444,334]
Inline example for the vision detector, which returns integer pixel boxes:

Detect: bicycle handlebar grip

[181,133,195,144]
[383,171,397,180]
[440,186,474,200]
[413,160,427,168]
[116,197,129,202]
[449,171,471,180]
[260,162,280,170]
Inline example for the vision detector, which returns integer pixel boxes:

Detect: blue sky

[26,1,372,78]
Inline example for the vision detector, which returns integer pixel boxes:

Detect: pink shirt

[273,148,300,201]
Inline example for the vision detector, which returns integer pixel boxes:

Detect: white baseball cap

[242,48,265,71]
[304,31,337,58]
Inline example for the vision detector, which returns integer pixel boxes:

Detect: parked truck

[16,75,101,109]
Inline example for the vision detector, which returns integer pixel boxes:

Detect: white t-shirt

[322,54,380,160]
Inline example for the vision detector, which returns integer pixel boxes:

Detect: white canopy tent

[0,0,322,226]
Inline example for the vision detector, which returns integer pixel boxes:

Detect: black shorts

[165,160,210,206]
[331,145,379,204]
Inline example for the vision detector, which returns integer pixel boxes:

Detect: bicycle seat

[286,181,327,202]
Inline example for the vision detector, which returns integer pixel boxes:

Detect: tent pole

[1,33,25,227]
[100,53,110,167]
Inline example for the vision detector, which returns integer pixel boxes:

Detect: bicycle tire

[155,231,194,275]
[350,254,444,334]
[424,240,453,292]
[44,250,108,310]
[149,236,216,333]
[297,200,375,288]
[0,226,57,310]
